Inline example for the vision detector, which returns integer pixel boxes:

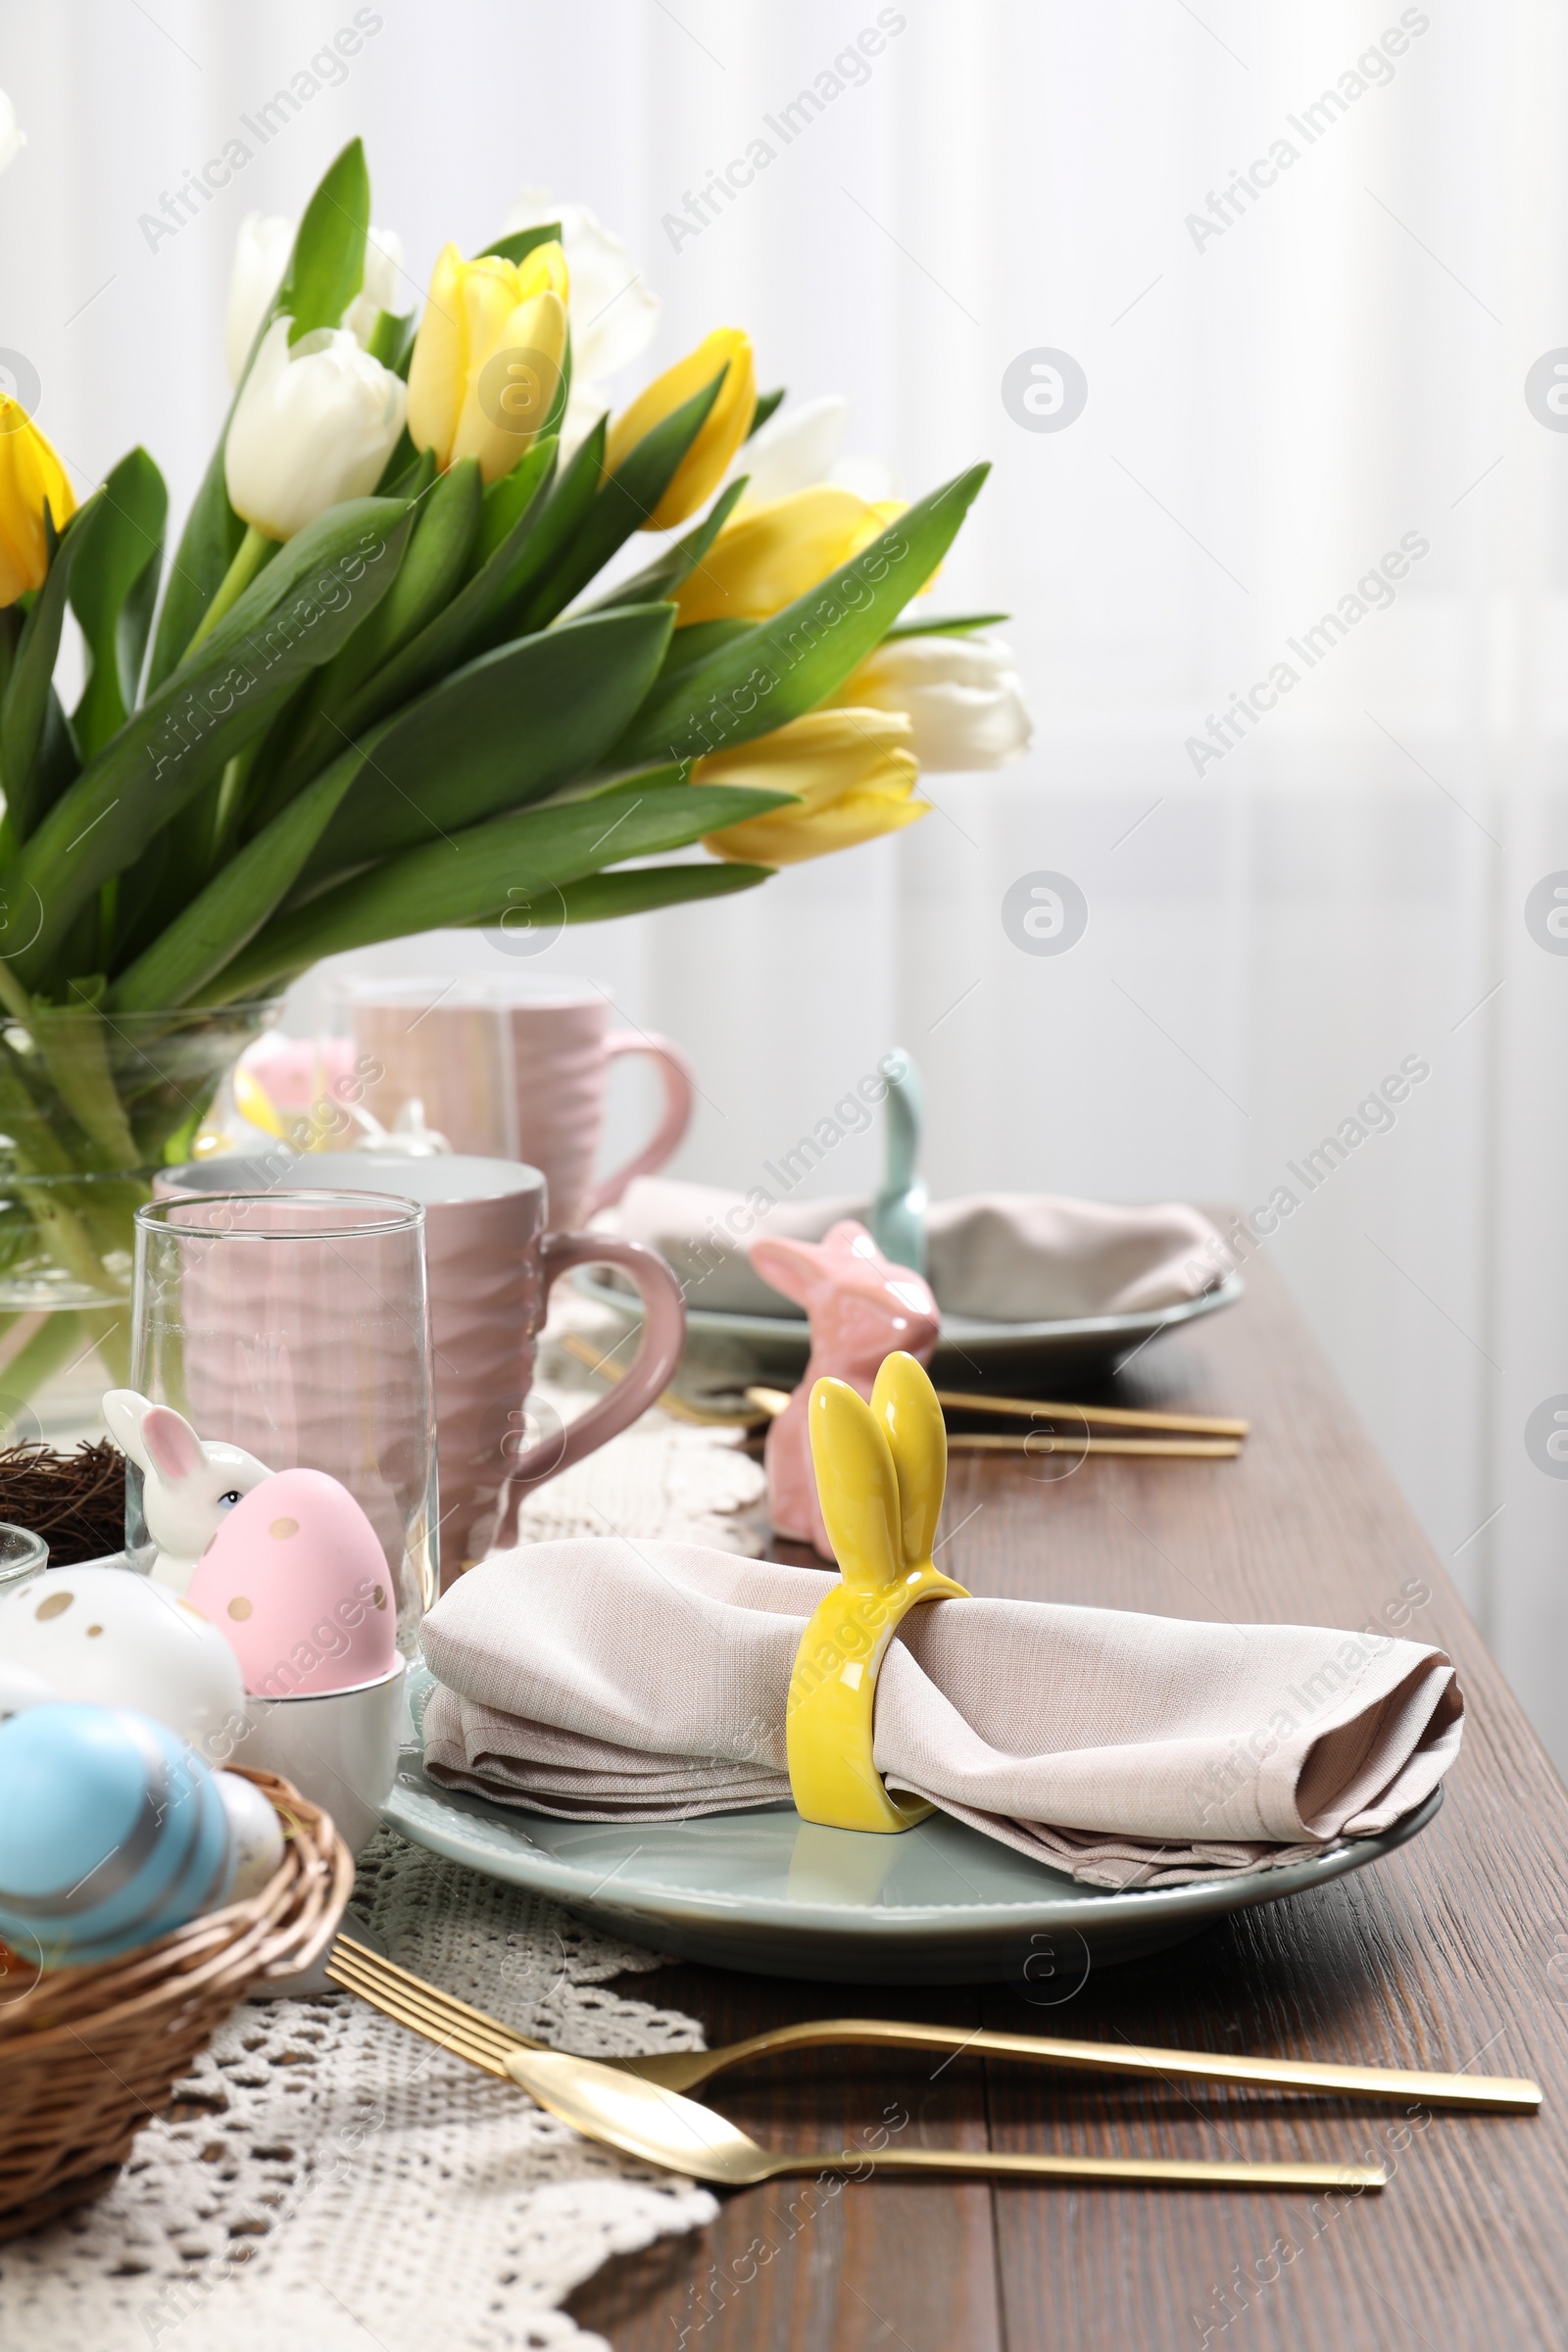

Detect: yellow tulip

[671,485,904,626]
[407,240,569,484]
[605,327,756,530]
[0,398,75,607]
[696,709,927,867]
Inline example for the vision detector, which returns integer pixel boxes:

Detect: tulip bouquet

[0,136,1024,1396]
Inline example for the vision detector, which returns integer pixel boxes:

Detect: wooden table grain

[567,1252,1568,2352]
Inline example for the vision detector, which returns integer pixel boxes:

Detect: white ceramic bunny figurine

[102,1390,272,1595]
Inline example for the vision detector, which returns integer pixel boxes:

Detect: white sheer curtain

[9,1,1568,1757]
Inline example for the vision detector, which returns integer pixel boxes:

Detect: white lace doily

[513,1383,765,1557]
[0,1341,767,2352]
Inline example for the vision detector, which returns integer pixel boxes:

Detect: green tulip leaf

[347,455,482,667]
[69,448,169,762]
[9,498,412,989]
[198,780,793,1003]
[294,603,676,893]
[367,307,417,375]
[374,432,425,498]
[111,744,366,1011]
[145,439,247,693]
[469,420,602,636]
[533,859,775,925]
[28,690,83,844]
[24,998,140,1167]
[565,760,684,805]
[539,330,572,448]
[586,475,748,615]
[272,457,482,782]
[510,373,727,634]
[608,462,991,773]
[142,156,375,687]
[882,610,1010,639]
[476,447,552,565]
[344,433,560,714]
[145,149,371,693]
[747,387,786,437]
[242,458,469,828]
[1,491,98,840]
[261,439,559,808]
[657,618,754,680]
[278,136,370,344]
[480,223,563,268]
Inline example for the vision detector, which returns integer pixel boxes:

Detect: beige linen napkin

[420,1540,1463,1888]
[608,1178,1229,1323]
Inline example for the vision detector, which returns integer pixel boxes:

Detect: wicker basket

[0,1766,353,2238]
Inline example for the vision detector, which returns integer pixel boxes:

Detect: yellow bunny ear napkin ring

[785,1351,970,1834]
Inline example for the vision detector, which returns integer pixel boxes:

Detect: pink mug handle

[493,1232,686,1544]
[580,1031,696,1220]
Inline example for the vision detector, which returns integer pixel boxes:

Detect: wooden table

[567,1251,1568,2351]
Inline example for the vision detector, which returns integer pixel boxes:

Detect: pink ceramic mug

[344,978,695,1233]
[161,1153,686,1583]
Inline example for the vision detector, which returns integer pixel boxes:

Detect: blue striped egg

[0,1703,235,1967]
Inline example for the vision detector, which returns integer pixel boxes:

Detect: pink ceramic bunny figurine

[749,1219,941,1558]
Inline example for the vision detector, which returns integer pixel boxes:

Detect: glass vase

[0,1001,280,1446]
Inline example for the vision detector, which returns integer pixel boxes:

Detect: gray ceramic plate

[385,1682,1440,1984]
[571,1266,1244,1386]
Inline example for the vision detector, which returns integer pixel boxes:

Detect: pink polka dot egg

[185,1467,398,1697]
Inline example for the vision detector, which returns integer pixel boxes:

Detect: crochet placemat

[0,1331,767,2352]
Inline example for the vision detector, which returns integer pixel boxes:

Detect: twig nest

[0,1439,126,1565]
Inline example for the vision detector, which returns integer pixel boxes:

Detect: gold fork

[326,1936,1383,2191]
[326,1935,1539,2113]
[742,1391,1245,1456]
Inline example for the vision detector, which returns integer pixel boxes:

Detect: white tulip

[0,89,25,177]
[343,226,407,350]
[224,317,407,541]
[723,392,900,513]
[225,215,295,386]
[732,394,850,507]
[225,215,407,386]
[829,450,899,503]
[505,189,659,455]
[505,190,658,381]
[829,635,1032,771]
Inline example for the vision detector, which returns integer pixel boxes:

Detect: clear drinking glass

[128,1192,438,1651]
[0,1524,49,1592]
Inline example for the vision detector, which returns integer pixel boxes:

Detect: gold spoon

[501,2043,1385,2192]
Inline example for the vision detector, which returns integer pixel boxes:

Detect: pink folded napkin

[608,1179,1228,1324]
[419,1540,1463,1888]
